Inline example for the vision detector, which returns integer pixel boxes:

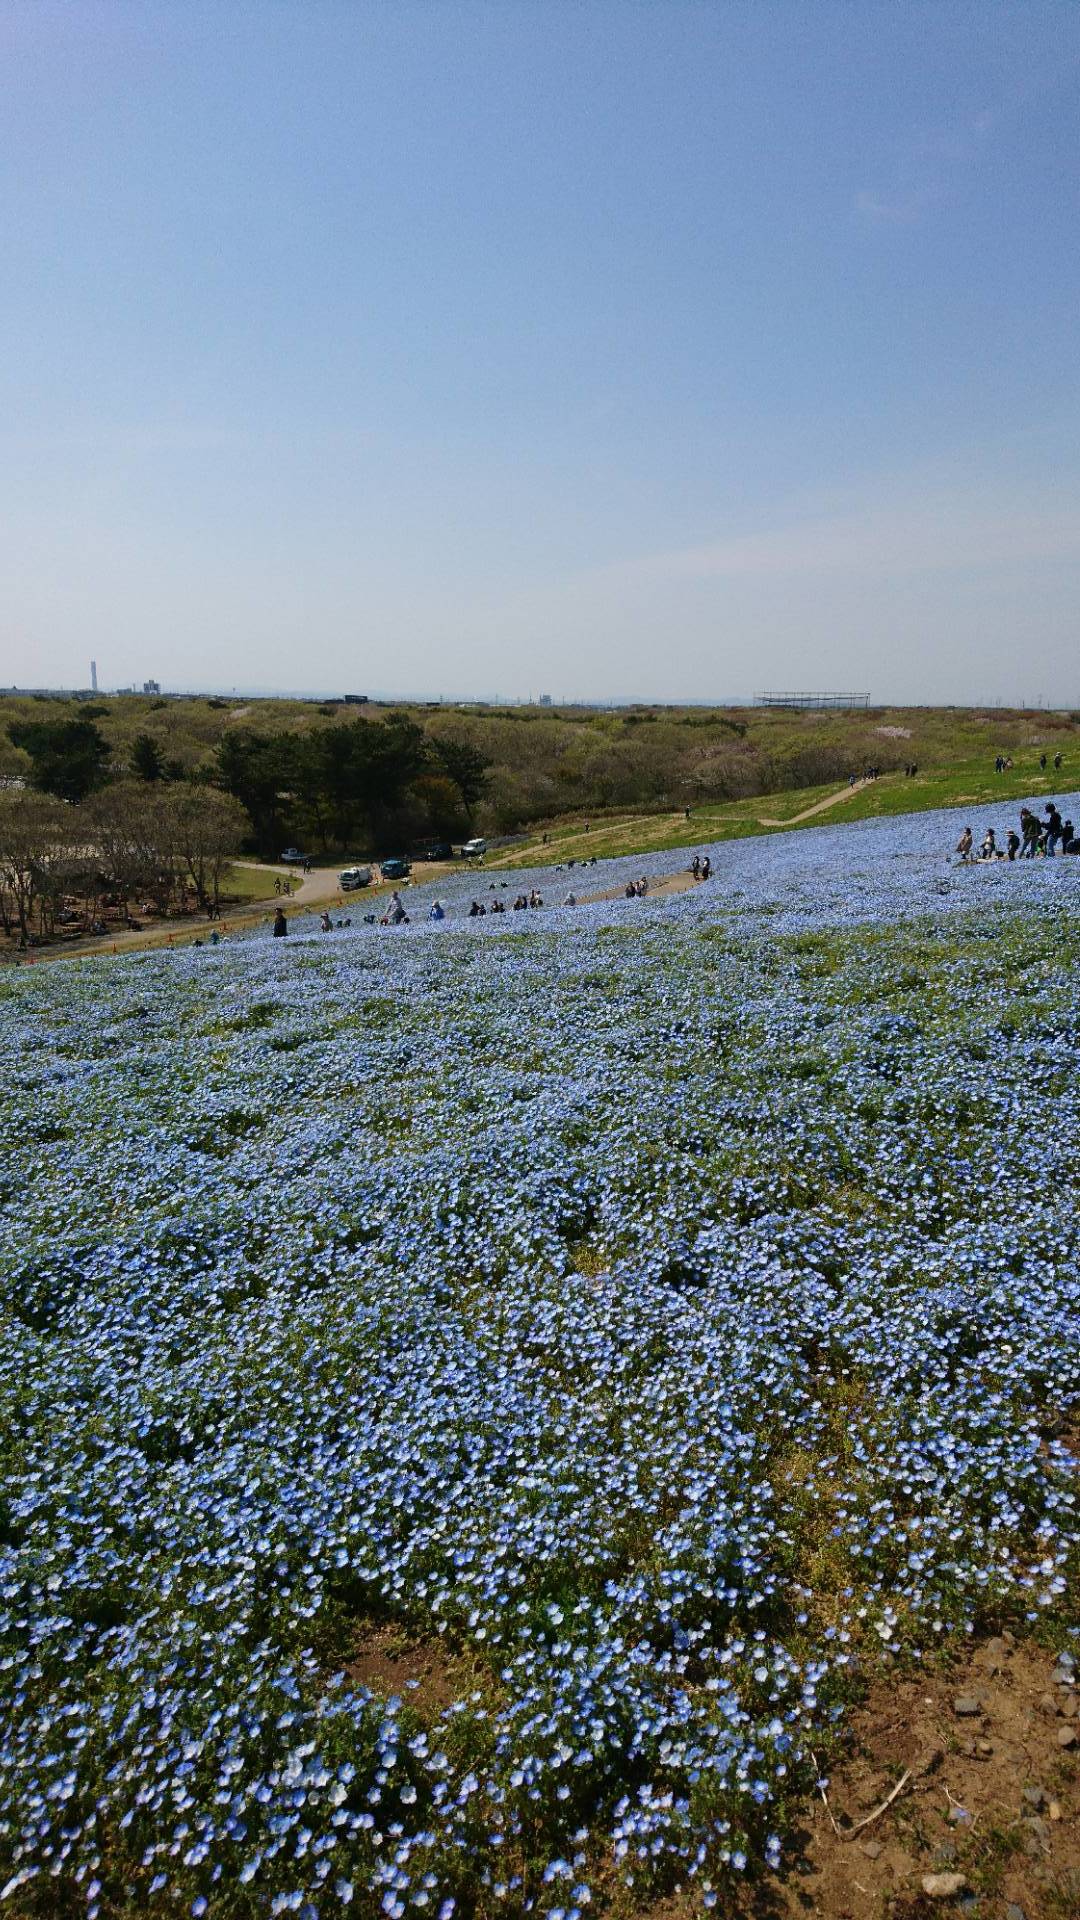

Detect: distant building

[343,693,368,704]
[90,660,98,693]
[539,693,553,706]
[143,679,161,695]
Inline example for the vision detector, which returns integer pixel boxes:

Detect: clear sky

[2,1,1079,703]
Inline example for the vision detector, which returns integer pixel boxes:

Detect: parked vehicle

[280,847,306,865]
[339,866,373,891]
[460,837,487,859]
[378,856,412,881]
[414,840,453,862]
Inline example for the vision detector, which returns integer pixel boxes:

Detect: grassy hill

[496,750,1078,867]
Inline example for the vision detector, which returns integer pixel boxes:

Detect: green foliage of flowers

[0,809,1078,1917]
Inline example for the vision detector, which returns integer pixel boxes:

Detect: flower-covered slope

[1,805,1078,1918]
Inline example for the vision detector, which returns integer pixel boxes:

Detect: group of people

[994,752,1064,774]
[274,882,568,934]
[460,887,589,917]
[956,801,1078,863]
[271,842,715,938]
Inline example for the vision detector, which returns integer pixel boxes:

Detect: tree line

[212,717,489,856]
[5,711,491,857]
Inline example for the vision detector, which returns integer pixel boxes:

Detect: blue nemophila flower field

[1,803,1078,1917]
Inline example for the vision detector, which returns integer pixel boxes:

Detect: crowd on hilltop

[956,801,1078,863]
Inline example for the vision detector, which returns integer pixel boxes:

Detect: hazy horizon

[3,3,1079,704]
[5,683,1075,717]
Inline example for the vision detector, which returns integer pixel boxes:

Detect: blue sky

[2,1,1078,702]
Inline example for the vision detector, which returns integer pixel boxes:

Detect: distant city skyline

[6,672,1068,710]
[2,3,1079,703]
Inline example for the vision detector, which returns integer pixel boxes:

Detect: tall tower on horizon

[90,660,98,693]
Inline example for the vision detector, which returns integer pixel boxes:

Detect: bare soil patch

[580,871,702,905]
[706,1637,1079,1920]
[345,1626,1078,1917]
[344,1622,484,1720]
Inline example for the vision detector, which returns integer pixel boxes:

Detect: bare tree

[85,783,162,922]
[127,786,181,916]
[0,791,70,943]
[167,787,250,913]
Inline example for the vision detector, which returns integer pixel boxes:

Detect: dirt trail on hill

[491,778,876,867]
[757,777,871,827]
[577,870,701,905]
[488,810,729,867]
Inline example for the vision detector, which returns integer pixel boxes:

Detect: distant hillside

[2,691,1077,850]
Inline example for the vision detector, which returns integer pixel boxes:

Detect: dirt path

[488,810,722,868]
[577,870,701,906]
[16,895,301,965]
[756,777,871,828]
[12,866,314,965]
[13,859,467,966]
[492,779,876,867]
